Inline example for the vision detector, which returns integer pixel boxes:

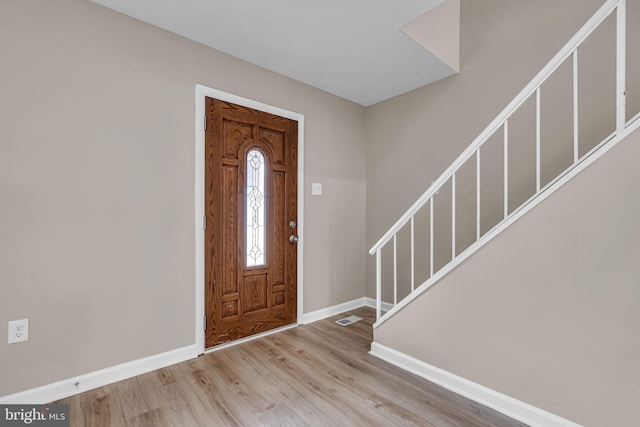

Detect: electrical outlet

[8,319,29,344]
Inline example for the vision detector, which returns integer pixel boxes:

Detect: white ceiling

[90,0,456,106]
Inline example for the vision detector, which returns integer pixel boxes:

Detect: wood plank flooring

[56,307,526,426]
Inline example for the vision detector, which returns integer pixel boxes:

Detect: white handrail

[369,0,620,256]
[617,0,627,131]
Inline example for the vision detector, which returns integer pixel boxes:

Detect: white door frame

[194,85,305,353]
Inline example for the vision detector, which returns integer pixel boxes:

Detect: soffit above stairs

[90,0,460,106]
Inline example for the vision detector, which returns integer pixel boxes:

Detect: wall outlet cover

[8,318,29,344]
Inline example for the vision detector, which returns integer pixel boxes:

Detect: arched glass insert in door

[246,149,266,267]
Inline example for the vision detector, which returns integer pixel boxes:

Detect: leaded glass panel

[246,149,266,267]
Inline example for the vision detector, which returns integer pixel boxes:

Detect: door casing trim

[195,84,305,354]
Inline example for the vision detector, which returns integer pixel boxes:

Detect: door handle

[289,235,299,243]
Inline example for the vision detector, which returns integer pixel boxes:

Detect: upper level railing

[369,0,632,326]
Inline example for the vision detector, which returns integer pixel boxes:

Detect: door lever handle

[289,235,299,243]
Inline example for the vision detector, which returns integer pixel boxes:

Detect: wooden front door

[205,97,298,348]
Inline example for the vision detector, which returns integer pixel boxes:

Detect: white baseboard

[0,344,199,404]
[363,297,393,312]
[370,342,582,427]
[301,297,368,324]
[301,297,393,324]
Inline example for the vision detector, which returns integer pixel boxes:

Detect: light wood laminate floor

[56,307,526,426]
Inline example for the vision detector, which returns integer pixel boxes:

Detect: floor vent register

[335,316,362,326]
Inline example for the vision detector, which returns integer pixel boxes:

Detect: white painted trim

[370,342,582,427]
[375,249,382,319]
[301,297,367,324]
[299,296,394,324]
[374,117,640,328]
[616,0,627,132]
[194,86,206,354]
[194,85,305,353]
[204,324,298,354]
[0,344,198,405]
[363,297,393,313]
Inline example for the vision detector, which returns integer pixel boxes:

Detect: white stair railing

[370,0,633,326]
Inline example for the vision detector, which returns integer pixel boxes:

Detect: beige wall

[0,0,366,396]
[375,124,640,427]
[402,0,460,73]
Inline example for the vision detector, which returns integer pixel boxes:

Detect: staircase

[369,0,639,327]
